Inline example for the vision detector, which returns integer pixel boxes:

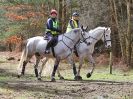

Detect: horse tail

[17,40,28,75]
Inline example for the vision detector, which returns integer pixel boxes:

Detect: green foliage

[1,24,23,39]
[0,1,47,40]
[0,9,8,33]
[63,66,133,82]
[0,8,11,39]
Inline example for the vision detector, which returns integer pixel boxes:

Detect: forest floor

[0,51,133,99]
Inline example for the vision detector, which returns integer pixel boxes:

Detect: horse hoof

[38,78,42,81]
[51,78,56,82]
[74,76,82,81]
[78,76,82,80]
[60,76,64,80]
[22,72,24,75]
[86,73,91,78]
[17,75,21,78]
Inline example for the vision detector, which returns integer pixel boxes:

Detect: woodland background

[0,0,133,68]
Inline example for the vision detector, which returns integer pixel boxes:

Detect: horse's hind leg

[18,60,27,78]
[18,55,32,78]
[21,61,28,75]
[38,57,48,79]
[86,54,95,78]
[34,54,41,80]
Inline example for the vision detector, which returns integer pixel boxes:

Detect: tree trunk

[62,0,67,33]
[58,0,63,32]
[108,0,122,57]
[126,0,132,67]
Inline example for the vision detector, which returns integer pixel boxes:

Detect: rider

[44,9,61,54]
[66,12,80,57]
[66,12,80,33]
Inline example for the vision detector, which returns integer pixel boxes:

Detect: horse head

[80,26,92,46]
[102,27,111,49]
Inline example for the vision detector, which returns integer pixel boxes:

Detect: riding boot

[45,39,53,54]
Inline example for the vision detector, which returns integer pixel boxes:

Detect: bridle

[80,28,111,46]
[103,28,111,46]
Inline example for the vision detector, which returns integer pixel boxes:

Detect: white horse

[49,26,111,80]
[17,27,89,81]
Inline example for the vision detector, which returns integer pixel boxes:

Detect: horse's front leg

[38,57,48,80]
[34,55,41,80]
[86,54,95,78]
[75,57,83,80]
[51,58,60,82]
[67,55,77,79]
[57,68,64,80]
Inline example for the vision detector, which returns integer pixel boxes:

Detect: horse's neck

[64,32,79,40]
[60,32,79,48]
[89,29,103,45]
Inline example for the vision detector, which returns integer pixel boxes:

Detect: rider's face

[51,13,57,18]
[72,16,79,20]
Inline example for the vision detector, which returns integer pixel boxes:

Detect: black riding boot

[45,39,53,54]
[45,40,52,54]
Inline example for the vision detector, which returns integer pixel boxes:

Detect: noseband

[80,28,111,46]
[103,29,111,46]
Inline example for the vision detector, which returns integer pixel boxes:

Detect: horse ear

[106,27,111,31]
[85,26,88,31]
[106,27,108,31]
[81,25,83,30]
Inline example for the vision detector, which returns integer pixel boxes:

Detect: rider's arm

[47,19,61,32]
[76,20,80,28]
[69,20,75,29]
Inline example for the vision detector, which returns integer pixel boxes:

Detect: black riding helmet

[72,12,79,17]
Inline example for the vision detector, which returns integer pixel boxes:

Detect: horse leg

[75,57,83,80]
[34,55,41,80]
[51,58,60,82]
[38,58,48,79]
[67,56,77,79]
[18,60,28,78]
[21,60,28,75]
[86,54,95,78]
[57,68,64,80]
[17,46,32,78]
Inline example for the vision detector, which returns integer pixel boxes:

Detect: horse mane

[89,27,109,34]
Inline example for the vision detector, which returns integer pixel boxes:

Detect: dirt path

[1,79,133,99]
[0,52,133,99]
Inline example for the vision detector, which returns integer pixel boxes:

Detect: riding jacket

[66,19,79,33]
[46,18,60,36]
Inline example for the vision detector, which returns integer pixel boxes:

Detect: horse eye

[106,35,108,37]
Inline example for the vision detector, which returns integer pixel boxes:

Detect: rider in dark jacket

[45,9,61,54]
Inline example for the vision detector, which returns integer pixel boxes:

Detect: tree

[109,0,133,67]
